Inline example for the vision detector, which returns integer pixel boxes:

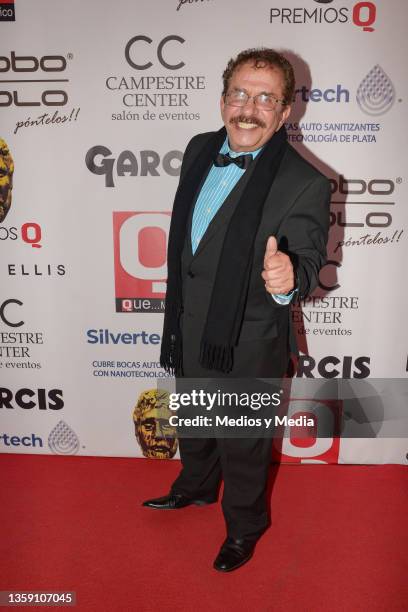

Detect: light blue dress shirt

[191,137,295,304]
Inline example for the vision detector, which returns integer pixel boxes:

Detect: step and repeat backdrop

[1,0,407,463]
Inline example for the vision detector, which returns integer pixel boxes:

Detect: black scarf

[160,125,287,375]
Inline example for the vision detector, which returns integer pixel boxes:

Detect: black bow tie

[214,152,253,170]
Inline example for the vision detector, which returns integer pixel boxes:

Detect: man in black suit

[143,48,331,572]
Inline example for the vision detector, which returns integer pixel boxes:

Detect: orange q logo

[272,399,342,464]
[0,138,14,223]
[113,211,170,313]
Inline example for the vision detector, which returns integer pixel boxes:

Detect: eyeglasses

[224,89,286,110]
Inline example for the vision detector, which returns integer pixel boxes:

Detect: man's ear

[278,104,292,130]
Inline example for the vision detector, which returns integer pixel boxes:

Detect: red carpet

[0,454,407,611]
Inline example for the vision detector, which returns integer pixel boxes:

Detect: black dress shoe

[213,537,256,572]
[142,493,215,509]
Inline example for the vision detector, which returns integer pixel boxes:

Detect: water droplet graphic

[357,65,395,116]
[48,420,80,455]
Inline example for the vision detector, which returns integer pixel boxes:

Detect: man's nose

[241,97,258,114]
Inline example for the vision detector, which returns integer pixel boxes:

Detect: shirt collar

[220,136,263,159]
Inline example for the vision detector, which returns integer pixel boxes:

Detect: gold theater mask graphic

[133,389,178,459]
[0,138,14,223]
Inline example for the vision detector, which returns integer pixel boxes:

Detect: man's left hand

[261,236,294,295]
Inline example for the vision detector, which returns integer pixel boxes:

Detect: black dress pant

[171,435,274,541]
[171,333,289,542]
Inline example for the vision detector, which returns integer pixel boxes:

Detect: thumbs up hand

[261,236,295,295]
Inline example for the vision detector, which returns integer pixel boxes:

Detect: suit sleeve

[277,175,331,300]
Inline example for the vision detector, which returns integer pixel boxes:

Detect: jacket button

[187,270,195,278]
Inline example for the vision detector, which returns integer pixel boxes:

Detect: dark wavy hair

[222,48,295,105]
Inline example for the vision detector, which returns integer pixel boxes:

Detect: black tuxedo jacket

[174,131,331,378]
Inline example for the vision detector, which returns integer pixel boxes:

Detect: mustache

[230,115,266,128]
